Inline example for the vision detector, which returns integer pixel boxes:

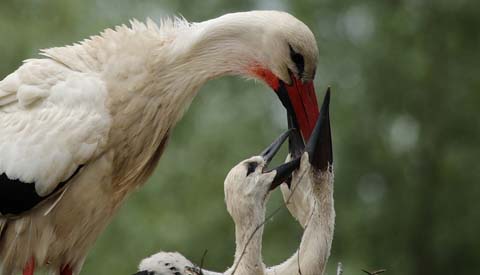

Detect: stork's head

[195,11,320,141]
[251,13,318,140]
[245,11,319,141]
[224,130,299,222]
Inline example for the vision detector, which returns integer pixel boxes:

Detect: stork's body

[0,11,321,275]
[0,19,194,275]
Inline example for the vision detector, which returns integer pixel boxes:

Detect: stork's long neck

[227,207,266,275]
[267,171,335,275]
[88,16,267,195]
[296,176,334,275]
[159,15,263,92]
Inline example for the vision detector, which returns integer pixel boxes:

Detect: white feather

[0,60,110,196]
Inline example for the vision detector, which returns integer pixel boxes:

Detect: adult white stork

[0,10,320,275]
[134,91,334,275]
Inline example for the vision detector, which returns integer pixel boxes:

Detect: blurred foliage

[1,0,479,274]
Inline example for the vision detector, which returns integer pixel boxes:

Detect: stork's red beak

[275,73,319,141]
[250,67,319,142]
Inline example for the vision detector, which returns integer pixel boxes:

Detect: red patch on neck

[23,257,35,275]
[249,65,280,90]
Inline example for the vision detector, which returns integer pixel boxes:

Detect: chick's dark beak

[260,129,293,164]
[268,158,301,190]
[259,129,301,191]
[306,88,333,171]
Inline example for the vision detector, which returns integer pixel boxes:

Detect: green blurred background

[1,0,479,274]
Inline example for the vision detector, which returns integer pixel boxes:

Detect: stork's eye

[246,162,259,176]
[289,45,305,76]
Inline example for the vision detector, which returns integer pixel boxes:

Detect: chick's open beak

[260,129,293,164]
[260,129,301,190]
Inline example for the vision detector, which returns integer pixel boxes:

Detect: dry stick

[198,249,208,274]
[361,269,386,275]
[230,169,309,275]
[185,249,208,275]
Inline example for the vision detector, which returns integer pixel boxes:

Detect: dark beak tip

[306,88,333,171]
[269,157,301,190]
[260,128,294,163]
[323,87,331,112]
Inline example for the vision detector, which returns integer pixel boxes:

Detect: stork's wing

[0,59,111,216]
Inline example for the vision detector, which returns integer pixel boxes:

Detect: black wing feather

[0,166,83,216]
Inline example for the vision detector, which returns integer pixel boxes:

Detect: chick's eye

[246,162,259,176]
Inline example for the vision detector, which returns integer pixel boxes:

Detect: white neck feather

[268,170,335,275]
[230,214,265,275]
[226,206,266,275]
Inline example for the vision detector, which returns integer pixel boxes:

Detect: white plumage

[137,252,210,275]
[0,60,110,195]
[0,11,320,275]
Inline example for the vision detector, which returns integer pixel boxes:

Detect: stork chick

[136,129,300,275]
[0,11,322,275]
